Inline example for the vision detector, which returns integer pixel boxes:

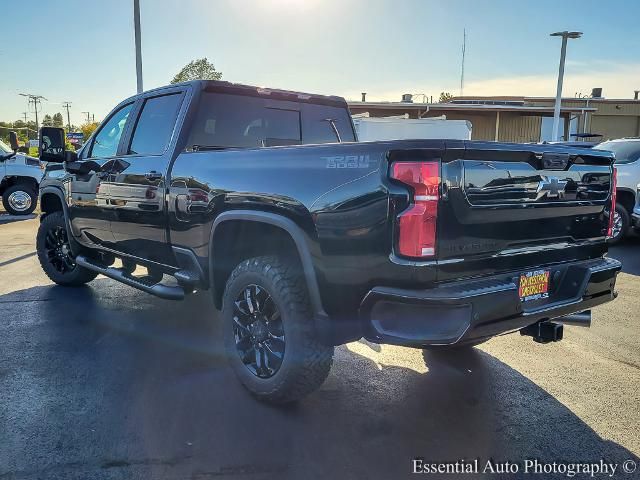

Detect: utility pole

[62,102,72,131]
[19,93,46,138]
[460,28,466,96]
[134,0,144,93]
[22,112,28,123]
[550,31,582,141]
[82,111,91,124]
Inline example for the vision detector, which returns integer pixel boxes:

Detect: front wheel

[222,256,334,404]
[2,184,37,215]
[36,211,98,286]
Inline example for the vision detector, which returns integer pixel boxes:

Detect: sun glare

[263,0,317,11]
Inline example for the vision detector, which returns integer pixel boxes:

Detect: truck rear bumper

[359,257,621,347]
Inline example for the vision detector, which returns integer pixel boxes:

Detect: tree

[171,57,222,84]
[439,92,453,103]
[53,113,64,128]
[25,121,37,141]
[9,120,28,144]
[0,122,10,144]
[42,114,53,127]
[81,122,99,141]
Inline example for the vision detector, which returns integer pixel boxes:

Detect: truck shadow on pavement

[0,279,638,479]
[609,235,640,276]
[0,213,37,224]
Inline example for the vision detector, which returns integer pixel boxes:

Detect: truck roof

[126,80,349,108]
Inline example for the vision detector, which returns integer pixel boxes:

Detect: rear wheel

[608,204,629,245]
[222,256,334,403]
[2,184,37,215]
[36,211,98,286]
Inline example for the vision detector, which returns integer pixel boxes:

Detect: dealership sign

[66,132,84,146]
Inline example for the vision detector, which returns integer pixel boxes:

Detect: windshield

[594,141,640,164]
[0,139,11,154]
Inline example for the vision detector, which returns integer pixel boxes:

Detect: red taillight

[391,161,440,258]
[607,167,617,238]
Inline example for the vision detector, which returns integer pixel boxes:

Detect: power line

[19,93,47,137]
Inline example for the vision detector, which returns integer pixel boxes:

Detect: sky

[1,0,639,127]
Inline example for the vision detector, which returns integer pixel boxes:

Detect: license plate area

[519,269,550,302]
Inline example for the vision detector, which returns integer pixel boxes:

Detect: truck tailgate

[435,141,614,283]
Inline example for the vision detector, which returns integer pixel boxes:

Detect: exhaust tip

[557,310,592,327]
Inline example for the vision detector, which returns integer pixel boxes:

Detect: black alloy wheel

[36,211,98,286]
[233,284,285,378]
[221,256,334,403]
[44,224,76,274]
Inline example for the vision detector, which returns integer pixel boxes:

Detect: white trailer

[353,115,472,141]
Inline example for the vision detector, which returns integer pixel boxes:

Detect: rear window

[187,92,355,150]
[301,103,356,144]
[594,141,640,164]
[188,93,301,149]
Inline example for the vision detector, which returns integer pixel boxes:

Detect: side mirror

[9,131,19,152]
[39,127,66,163]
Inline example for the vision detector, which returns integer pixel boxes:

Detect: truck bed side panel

[167,141,428,315]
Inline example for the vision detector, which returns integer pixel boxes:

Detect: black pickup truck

[37,80,621,403]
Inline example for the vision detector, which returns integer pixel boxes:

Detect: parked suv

[593,138,640,243]
[36,81,620,403]
[0,132,42,215]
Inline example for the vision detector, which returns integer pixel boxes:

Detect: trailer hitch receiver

[520,320,564,344]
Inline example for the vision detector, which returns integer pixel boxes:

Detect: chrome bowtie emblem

[536,176,568,199]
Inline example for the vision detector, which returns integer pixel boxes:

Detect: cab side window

[128,94,183,156]
[89,103,134,158]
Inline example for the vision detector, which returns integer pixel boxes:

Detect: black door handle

[145,171,163,180]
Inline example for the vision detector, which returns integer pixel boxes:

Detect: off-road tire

[222,256,334,404]
[2,184,37,215]
[36,211,98,286]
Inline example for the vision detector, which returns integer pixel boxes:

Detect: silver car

[593,138,640,243]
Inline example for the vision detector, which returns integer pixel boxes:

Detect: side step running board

[76,255,185,300]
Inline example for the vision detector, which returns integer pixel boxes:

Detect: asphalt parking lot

[0,215,638,479]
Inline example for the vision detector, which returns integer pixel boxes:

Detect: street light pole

[550,31,582,142]
[134,0,143,94]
